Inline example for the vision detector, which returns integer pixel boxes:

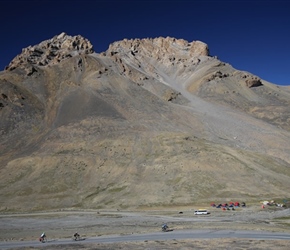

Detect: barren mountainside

[1,32,290,212]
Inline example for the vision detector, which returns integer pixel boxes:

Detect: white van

[194,209,209,215]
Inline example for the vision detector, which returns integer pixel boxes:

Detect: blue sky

[1,0,289,85]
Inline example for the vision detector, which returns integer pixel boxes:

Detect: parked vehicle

[194,209,210,215]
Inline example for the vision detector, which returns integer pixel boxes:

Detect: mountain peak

[107,36,209,58]
[5,32,94,71]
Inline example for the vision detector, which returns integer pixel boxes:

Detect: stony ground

[1,204,290,249]
[23,239,290,250]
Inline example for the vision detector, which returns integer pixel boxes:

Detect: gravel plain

[1,204,290,249]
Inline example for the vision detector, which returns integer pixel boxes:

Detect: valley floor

[1,204,290,249]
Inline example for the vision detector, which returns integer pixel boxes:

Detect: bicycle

[162,224,169,232]
[73,233,80,241]
[39,236,47,243]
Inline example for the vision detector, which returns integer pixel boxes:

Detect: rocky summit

[1,32,290,212]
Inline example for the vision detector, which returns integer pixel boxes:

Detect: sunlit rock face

[5,32,94,72]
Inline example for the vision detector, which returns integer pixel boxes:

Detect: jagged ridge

[5,32,94,72]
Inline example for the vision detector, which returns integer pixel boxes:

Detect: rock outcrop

[5,32,94,72]
[107,36,209,59]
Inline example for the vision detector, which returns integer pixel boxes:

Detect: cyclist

[73,231,80,240]
[162,223,168,231]
[39,232,46,242]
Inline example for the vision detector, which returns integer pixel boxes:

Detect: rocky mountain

[1,32,290,212]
